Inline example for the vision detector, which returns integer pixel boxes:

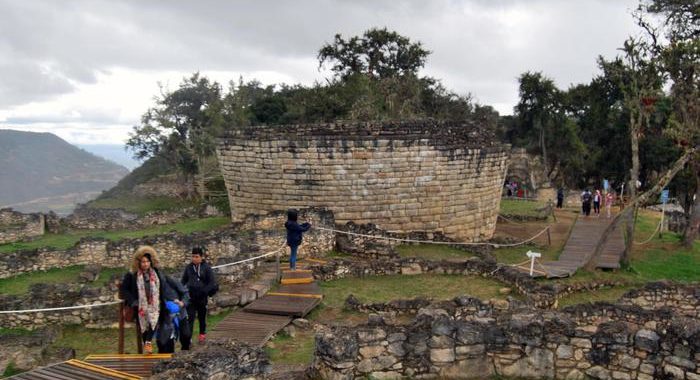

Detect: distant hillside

[0,130,130,214]
[76,144,142,170]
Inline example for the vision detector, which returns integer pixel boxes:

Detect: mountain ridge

[0,129,130,213]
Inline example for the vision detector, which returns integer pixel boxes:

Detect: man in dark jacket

[181,247,217,347]
[285,209,311,270]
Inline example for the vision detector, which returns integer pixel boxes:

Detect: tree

[318,27,430,80]
[598,37,664,263]
[127,73,223,195]
[512,72,586,185]
[639,0,700,246]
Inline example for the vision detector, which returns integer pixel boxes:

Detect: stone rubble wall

[0,208,45,244]
[151,339,270,379]
[58,204,203,231]
[313,282,700,380]
[618,281,700,319]
[217,120,510,242]
[0,208,335,279]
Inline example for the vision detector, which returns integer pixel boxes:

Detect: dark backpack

[583,192,592,203]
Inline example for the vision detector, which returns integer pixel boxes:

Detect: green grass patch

[0,217,230,254]
[0,327,32,336]
[557,285,636,308]
[319,274,510,310]
[0,266,128,296]
[2,362,23,377]
[395,244,475,260]
[500,199,547,218]
[0,266,86,295]
[87,196,200,216]
[265,330,315,365]
[491,244,560,264]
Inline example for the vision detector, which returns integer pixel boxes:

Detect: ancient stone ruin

[217,120,510,241]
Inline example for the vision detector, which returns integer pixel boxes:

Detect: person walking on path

[581,189,593,217]
[120,246,190,354]
[181,246,218,347]
[285,209,311,270]
[556,187,564,209]
[605,191,615,218]
[593,189,602,217]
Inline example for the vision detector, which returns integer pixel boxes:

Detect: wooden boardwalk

[83,355,171,378]
[209,260,322,347]
[8,359,141,380]
[517,214,625,278]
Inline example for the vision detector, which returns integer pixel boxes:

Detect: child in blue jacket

[285,209,311,270]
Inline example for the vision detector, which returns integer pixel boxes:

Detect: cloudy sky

[0,0,641,147]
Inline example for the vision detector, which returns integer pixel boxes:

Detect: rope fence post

[118,303,125,354]
[276,250,281,282]
[547,226,552,246]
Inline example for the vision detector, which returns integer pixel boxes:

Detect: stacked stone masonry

[0,208,335,279]
[217,121,510,241]
[0,208,45,244]
[313,282,700,380]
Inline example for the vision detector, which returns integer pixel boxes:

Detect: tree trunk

[624,113,641,266]
[683,161,700,247]
[540,124,548,177]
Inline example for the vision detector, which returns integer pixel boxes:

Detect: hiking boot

[144,341,153,355]
[198,333,206,344]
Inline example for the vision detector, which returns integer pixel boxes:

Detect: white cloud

[0,0,640,144]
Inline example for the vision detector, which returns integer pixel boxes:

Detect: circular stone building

[217,120,510,241]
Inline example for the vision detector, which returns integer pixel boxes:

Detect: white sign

[526,250,541,276]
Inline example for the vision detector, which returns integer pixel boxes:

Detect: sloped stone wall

[0,208,44,244]
[217,120,510,242]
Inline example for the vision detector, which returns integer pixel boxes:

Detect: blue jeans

[289,245,299,270]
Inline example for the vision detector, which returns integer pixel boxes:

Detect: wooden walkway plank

[9,360,141,380]
[208,311,292,347]
[515,213,625,278]
[83,355,172,378]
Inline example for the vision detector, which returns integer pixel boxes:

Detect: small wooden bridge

[516,214,625,278]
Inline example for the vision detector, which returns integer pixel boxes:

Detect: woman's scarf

[136,269,160,331]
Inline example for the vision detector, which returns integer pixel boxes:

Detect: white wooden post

[526,250,542,277]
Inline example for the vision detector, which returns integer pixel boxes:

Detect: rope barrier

[211,245,286,270]
[633,216,664,245]
[0,301,121,314]
[314,225,550,248]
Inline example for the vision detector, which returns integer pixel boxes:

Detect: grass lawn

[319,274,509,311]
[395,244,476,260]
[0,217,230,254]
[265,329,315,365]
[87,196,201,216]
[0,266,126,296]
[557,285,637,308]
[491,244,561,264]
[500,199,548,218]
[52,309,232,359]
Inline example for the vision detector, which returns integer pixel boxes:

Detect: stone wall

[57,204,209,231]
[151,340,270,379]
[313,283,700,380]
[0,208,45,244]
[618,281,700,319]
[0,208,335,279]
[217,120,510,242]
